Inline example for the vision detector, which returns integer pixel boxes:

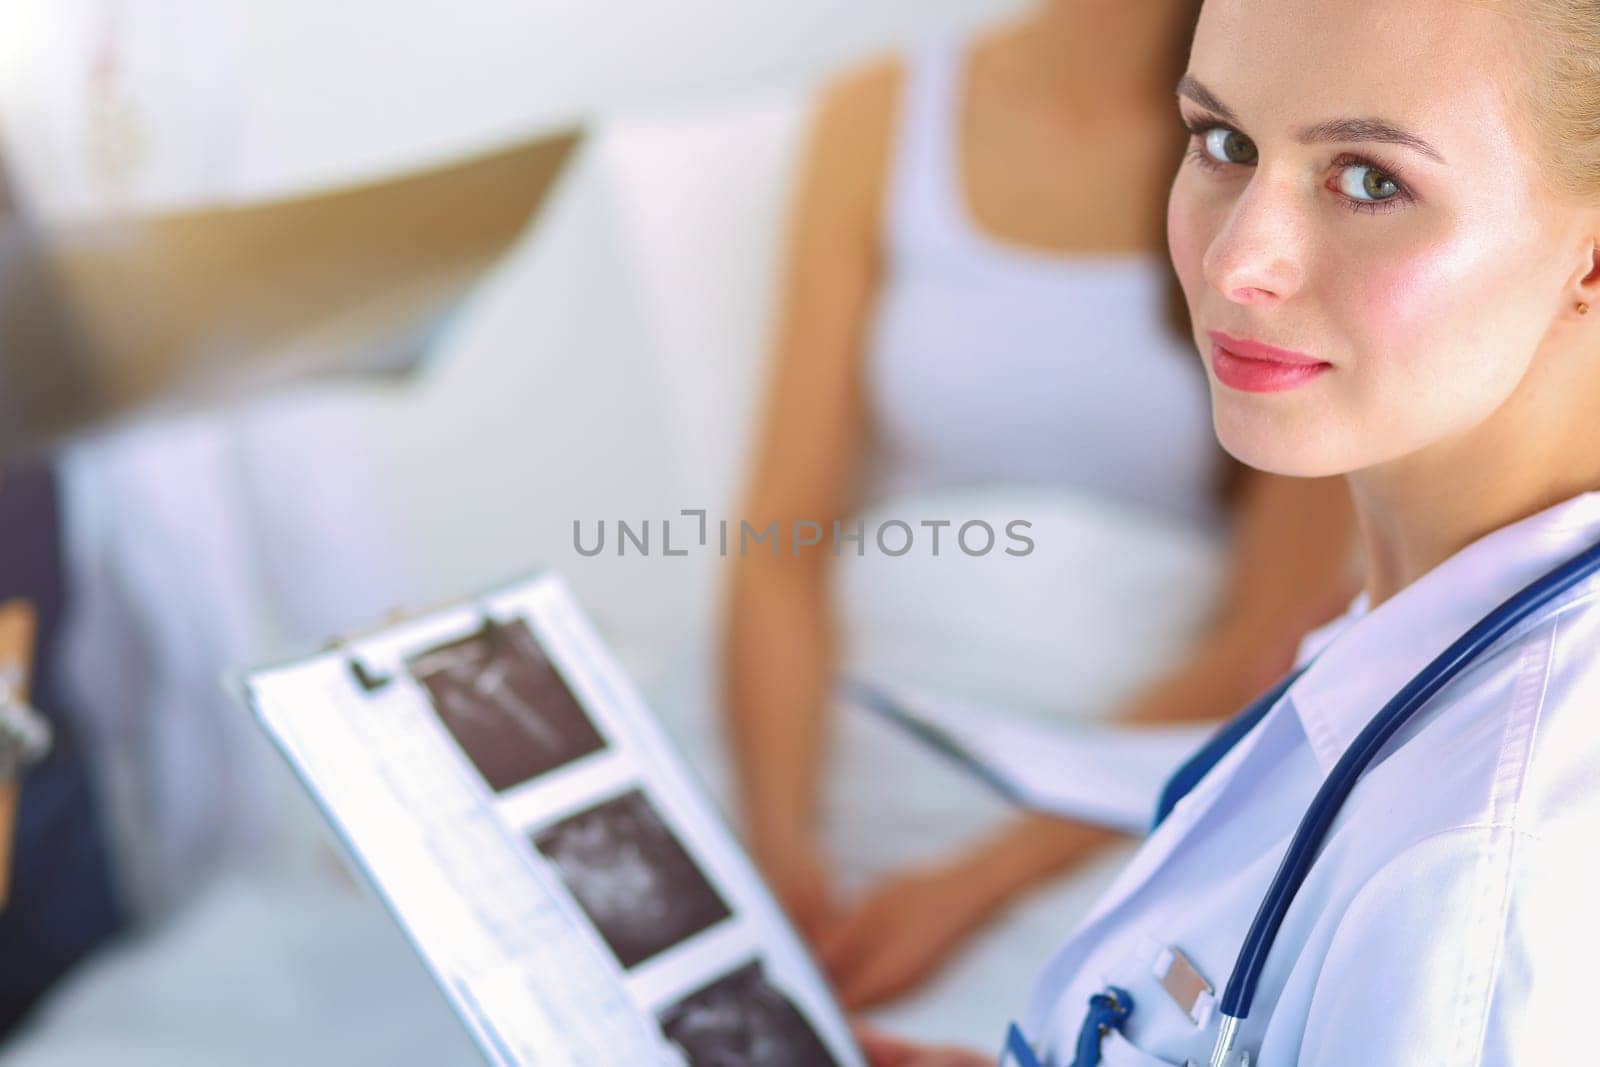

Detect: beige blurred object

[0,129,581,462]
[0,785,11,908]
[0,598,37,909]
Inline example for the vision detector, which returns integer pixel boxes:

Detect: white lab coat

[1023,491,1600,1065]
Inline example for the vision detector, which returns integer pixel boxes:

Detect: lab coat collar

[1287,489,1600,775]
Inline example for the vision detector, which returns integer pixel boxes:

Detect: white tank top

[862,37,1225,530]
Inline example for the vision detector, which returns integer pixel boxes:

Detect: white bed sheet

[0,874,480,1067]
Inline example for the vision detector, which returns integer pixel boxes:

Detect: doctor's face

[1168,0,1587,477]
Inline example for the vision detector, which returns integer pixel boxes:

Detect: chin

[1209,391,1351,478]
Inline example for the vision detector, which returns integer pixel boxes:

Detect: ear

[1570,237,1600,319]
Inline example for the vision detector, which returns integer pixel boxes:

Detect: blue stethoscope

[1004,534,1600,1067]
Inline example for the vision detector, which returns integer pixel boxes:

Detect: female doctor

[860,0,1600,1063]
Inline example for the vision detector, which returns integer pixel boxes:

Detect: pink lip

[1206,329,1331,393]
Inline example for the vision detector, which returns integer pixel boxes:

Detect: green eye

[1204,127,1257,165]
[1337,163,1400,201]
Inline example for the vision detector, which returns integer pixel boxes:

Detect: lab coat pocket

[1099,1028,1182,1067]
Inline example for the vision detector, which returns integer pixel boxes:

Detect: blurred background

[0,0,1021,675]
[0,2,1360,1063]
[0,2,1038,1063]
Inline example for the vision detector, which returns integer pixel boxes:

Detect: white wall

[0,0,1022,212]
[0,0,1023,688]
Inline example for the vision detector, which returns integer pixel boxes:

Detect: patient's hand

[819,858,1004,1009]
[854,1023,991,1067]
[822,817,1120,1008]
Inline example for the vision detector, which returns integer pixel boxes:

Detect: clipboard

[840,677,1214,835]
[243,572,865,1067]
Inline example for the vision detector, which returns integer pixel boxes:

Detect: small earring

[1580,301,1591,315]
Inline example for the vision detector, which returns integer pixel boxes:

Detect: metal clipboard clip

[328,605,512,694]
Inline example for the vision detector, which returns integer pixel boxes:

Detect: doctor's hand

[854,1023,990,1067]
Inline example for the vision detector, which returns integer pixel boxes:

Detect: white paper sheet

[840,679,1216,834]
[245,573,862,1067]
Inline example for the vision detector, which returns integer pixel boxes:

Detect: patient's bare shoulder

[800,57,904,230]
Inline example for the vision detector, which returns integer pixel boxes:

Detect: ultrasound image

[660,961,839,1067]
[408,619,607,792]
[535,790,732,969]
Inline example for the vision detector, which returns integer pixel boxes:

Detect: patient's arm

[721,62,898,941]
[823,472,1358,1008]
[1120,470,1361,725]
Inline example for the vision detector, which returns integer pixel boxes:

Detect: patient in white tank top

[865,37,1219,528]
[721,4,1356,1044]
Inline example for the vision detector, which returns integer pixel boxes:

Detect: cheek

[1337,249,1459,368]
[1331,229,1531,394]
[1167,175,1213,311]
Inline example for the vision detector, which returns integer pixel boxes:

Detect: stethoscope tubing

[1210,534,1600,1062]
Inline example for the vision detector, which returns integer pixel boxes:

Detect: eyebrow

[1174,74,1446,164]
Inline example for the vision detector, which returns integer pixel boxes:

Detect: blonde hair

[1499,1,1600,198]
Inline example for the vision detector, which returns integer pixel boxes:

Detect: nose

[1201,174,1306,307]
